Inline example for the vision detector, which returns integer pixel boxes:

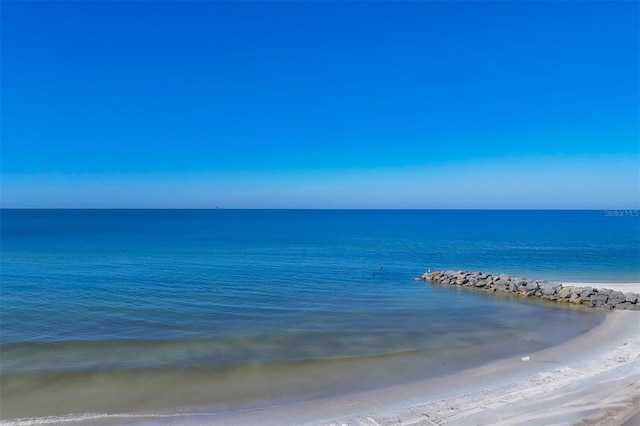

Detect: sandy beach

[8,283,640,426]
[561,282,640,295]
[124,286,639,426]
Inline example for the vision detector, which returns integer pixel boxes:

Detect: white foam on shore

[1,413,167,426]
[0,412,227,426]
[4,311,638,426]
[166,311,640,426]
[2,413,133,426]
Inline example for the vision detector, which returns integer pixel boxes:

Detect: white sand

[560,282,640,294]
[156,310,639,426]
[42,284,640,426]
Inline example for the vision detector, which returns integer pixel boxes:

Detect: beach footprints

[325,416,385,426]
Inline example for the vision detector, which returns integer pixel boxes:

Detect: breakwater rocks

[418,271,640,311]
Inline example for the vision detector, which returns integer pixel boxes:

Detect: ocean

[1,209,638,424]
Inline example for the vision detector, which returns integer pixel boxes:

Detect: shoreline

[24,295,637,425]
[176,310,640,426]
[4,281,639,426]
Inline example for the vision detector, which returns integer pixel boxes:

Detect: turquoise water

[1,210,637,422]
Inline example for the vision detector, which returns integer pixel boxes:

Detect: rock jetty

[419,270,640,311]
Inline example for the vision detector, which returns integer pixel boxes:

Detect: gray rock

[590,294,609,307]
[615,302,632,310]
[473,279,487,288]
[557,287,573,298]
[580,287,594,298]
[539,282,556,296]
[499,273,511,282]
[496,282,510,291]
[525,281,539,291]
[608,291,627,306]
[569,293,583,304]
[422,270,638,311]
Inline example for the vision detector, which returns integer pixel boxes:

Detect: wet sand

[167,310,639,426]
[7,292,638,426]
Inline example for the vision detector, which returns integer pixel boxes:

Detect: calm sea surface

[1,210,638,423]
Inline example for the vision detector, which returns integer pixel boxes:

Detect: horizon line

[2,208,639,212]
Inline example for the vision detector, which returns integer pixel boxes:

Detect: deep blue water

[1,209,638,421]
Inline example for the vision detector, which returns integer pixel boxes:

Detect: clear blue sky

[2,1,638,208]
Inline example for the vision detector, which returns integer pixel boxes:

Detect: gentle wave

[2,412,206,426]
[1,210,634,420]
